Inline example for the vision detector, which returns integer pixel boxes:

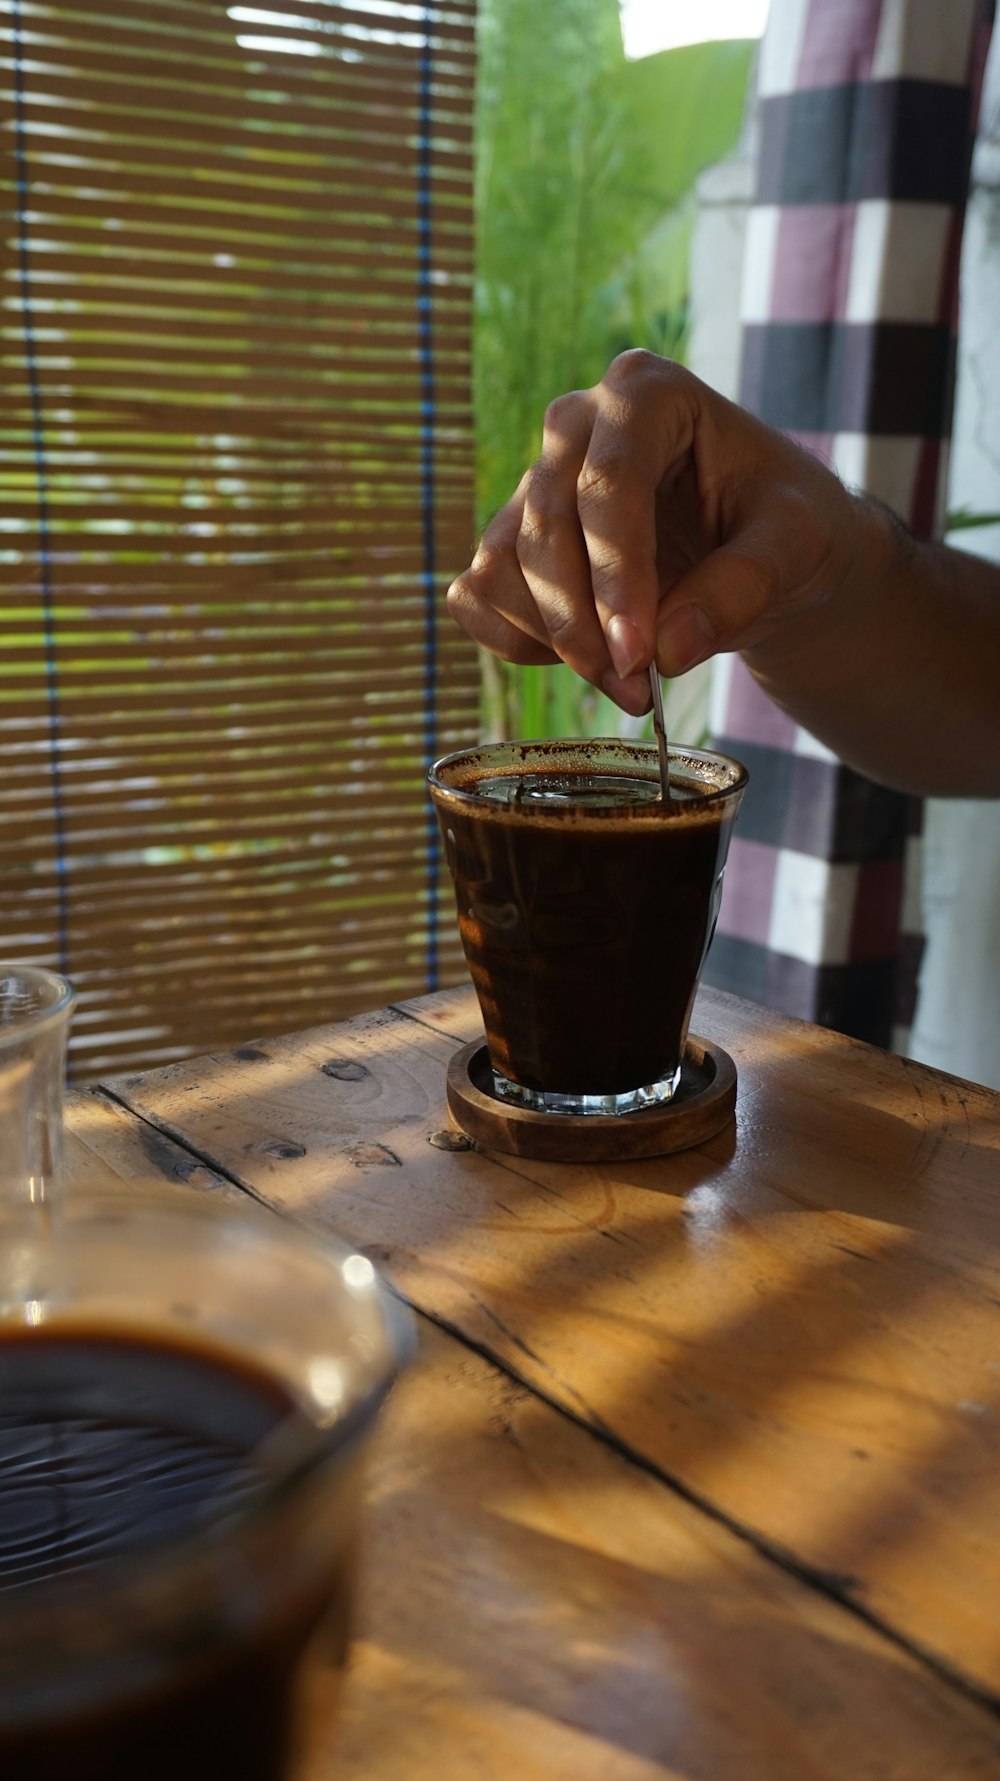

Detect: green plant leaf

[474,3,754,739]
[946,507,1000,531]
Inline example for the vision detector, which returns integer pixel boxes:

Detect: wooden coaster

[446,1035,737,1162]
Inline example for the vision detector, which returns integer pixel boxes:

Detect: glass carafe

[0,965,409,1781]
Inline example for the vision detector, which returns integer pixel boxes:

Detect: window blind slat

[2,0,479,1080]
[10,218,474,274]
[0,830,477,894]
[7,65,474,130]
[6,29,476,89]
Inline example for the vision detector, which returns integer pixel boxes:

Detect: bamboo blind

[1,0,479,1079]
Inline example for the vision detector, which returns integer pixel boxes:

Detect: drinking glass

[430,739,747,1116]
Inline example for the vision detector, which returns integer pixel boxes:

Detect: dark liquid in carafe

[440,764,735,1094]
[0,1325,341,1781]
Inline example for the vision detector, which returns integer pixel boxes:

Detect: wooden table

[66,984,1000,1777]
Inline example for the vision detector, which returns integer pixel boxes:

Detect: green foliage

[946,507,1000,531]
[474,1,754,737]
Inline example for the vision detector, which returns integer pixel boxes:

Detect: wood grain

[60,1091,1000,1778]
[445,1035,737,1161]
[104,984,1000,1702]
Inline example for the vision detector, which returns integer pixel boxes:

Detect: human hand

[448,350,860,716]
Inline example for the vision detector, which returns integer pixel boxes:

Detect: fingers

[653,470,853,676]
[446,578,560,667]
[512,365,688,713]
[517,352,699,699]
[448,400,654,714]
[654,541,779,678]
[581,352,701,666]
[514,391,622,695]
[447,478,560,668]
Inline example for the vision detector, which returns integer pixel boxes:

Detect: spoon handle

[648,665,671,804]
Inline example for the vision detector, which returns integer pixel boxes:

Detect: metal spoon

[648,663,671,805]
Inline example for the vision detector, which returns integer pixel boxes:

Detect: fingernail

[656,604,715,676]
[606,614,647,680]
[600,670,651,718]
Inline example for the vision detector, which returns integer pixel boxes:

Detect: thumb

[655,544,779,677]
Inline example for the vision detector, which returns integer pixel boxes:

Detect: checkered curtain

[705,0,995,1047]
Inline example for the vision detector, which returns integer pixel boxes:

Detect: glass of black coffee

[0,966,410,1780]
[429,739,748,1116]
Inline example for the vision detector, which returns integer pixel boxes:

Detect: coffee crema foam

[441,760,733,826]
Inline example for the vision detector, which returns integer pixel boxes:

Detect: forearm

[743,496,1000,798]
